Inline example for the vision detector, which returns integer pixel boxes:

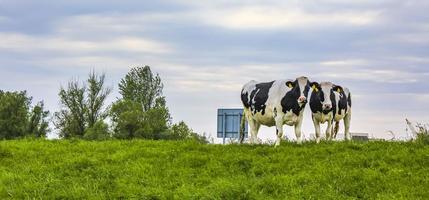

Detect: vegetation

[111,66,171,139]
[0,66,200,141]
[406,119,429,145]
[54,72,112,139]
[1,66,426,199]
[0,91,49,139]
[0,140,428,199]
[27,101,50,138]
[415,123,429,145]
[162,121,209,143]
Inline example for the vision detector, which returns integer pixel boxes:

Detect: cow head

[310,82,343,111]
[286,76,311,106]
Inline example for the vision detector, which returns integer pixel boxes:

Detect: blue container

[217,109,248,143]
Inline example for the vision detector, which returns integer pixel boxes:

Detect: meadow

[1,139,428,199]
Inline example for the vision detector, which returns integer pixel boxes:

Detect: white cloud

[0,32,172,54]
[54,4,381,33]
[158,63,301,93]
[317,67,427,83]
[56,13,175,35]
[394,56,429,64]
[320,59,369,67]
[199,7,380,29]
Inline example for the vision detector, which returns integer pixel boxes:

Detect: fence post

[222,113,226,144]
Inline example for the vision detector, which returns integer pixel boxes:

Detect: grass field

[1,139,428,199]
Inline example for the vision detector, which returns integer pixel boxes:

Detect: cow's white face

[297,76,310,102]
[319,82,334,111]
[286,76,311,106]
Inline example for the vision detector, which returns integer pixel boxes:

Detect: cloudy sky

[1,0,428,141]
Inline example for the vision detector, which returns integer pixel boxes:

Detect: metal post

[238,113,242,141]
[222,113,226,144]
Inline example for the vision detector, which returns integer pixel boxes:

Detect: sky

[0,0,428,142]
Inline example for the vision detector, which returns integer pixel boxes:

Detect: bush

[83,121,111,140]
[165,121,208,143]
[169,121,193,140]
[156,121,208,143]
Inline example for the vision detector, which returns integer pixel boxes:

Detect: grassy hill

[1,140,428,199]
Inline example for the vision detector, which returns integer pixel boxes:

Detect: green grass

[1,139,428,199]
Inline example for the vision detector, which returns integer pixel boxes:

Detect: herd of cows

[240,76,352,146]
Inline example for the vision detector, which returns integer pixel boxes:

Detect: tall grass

[1,139,428,199]
[406,119,429,144]
[415,124,429,145]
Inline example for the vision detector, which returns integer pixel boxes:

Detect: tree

[87,72,112,128]
[110,100,143,139]
[111,66,171,139]
[110,98,171,139]
[55,80,86,138]
[55,72,111,138]
[0,91,31,139]
[0,90,49,139]
[118,65,163,112]
[142,97,171,139]
[27,101,50,138]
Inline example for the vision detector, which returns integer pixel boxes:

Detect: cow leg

[248,119,260,144]
[326,120,333,140]
[344,112,351,141]
[294,117,304,144]
[333,120,340,139]
[253,123,261,144]
[275,116,284,147]
[312,115,321,143]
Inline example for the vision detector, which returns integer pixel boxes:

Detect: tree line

[0,66,207,142]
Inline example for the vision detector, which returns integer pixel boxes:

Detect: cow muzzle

[322,103,332,110]
[298,96,307,104]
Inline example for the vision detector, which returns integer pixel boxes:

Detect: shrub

[83,121,111,140]
[166,121,208,143]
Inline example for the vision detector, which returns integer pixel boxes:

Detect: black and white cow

[309,82,352,142]
[240,76,311,146]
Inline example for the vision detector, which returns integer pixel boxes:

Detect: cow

[309,81,352,143]
[240,76,311,146]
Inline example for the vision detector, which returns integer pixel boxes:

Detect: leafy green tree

[0,90,49,139]
[27,101,50,138]
[0,91,31,139]
[87,72,112,128]
[111,66,171,139]
[110,100,143,139]
[55,72,111,138]
[143,97,170,139]
[54,80,86,138]
[118,65,163,112]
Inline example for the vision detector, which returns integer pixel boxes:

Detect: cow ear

[286,81,294,88]
[333,85,343,93]
[310,82,319,92]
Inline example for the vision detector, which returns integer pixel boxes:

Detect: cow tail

[333,121,340,139]
[239,111,247,144]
